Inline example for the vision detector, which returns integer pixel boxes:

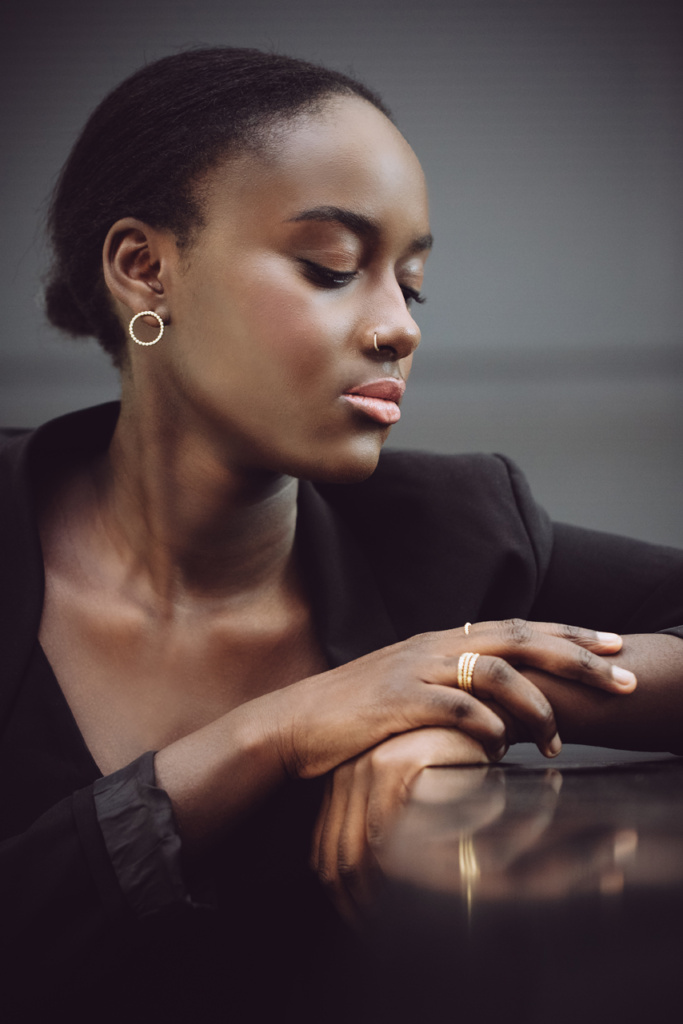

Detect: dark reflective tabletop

[363,747,683,1024]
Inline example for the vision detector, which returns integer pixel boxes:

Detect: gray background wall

[2,0,681,545]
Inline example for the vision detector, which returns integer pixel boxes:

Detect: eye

[298,258,357,289]
[401,284,426,309]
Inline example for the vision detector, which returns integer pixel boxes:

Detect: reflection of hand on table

[311,728,490,924]
[381,766,642,902]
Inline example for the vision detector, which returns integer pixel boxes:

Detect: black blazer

[1,403,682,1022]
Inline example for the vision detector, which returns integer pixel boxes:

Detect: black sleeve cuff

[93,751,205,919]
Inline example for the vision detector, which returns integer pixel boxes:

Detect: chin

[296,434,385,486]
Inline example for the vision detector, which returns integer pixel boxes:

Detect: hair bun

[44,275,93,338]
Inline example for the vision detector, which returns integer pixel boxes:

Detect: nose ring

[373,332,380,353]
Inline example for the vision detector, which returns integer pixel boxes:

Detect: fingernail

[492,744,507,762]
[596,631,622,643]
[547,734,562,757]
[612,666,637,688]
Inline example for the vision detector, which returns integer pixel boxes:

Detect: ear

[102,217,173,324]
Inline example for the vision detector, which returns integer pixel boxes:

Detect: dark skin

[37,97,681,920]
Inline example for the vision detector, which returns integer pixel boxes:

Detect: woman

[1,47,681,1022]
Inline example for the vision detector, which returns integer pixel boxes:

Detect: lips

[342,377,406,425]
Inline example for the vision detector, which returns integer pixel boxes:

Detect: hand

[271,619,635,779]
[311,727,490,925]
[520,632,682,752]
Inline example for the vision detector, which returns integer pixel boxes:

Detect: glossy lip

[341,377,406,425]
[344,377,406,403]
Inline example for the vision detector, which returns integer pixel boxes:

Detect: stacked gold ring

[457,652,480,694]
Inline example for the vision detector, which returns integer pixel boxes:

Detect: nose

[373,297,421,362]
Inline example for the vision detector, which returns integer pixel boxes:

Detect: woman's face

[147,94,431,483]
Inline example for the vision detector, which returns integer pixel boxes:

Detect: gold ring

[458,834,480,884]
[459,834,480,920]
[457,652,480,694]
[464,622,472,636]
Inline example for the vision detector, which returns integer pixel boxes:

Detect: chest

[38,576,328,776]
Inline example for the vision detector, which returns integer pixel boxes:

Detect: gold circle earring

[129,310,164,346]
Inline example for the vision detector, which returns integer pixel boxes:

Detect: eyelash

[298,259,426,308]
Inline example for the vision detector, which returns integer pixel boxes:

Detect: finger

[310,776,333,873]
[364,745,420,856]
[315,765,351,887]
[539,622,624,654]
[511,633,636,693]
[316,763,364,926]
[419,684,509,761]
[336,760,379,914]
[466,655,561,758]
[470,619,624,654]
[440,620,637,694]
[410,761,490,805]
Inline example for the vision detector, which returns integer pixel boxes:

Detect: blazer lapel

[296,480,398,669]
[0,430,45,729]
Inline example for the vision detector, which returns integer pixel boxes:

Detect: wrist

[154,697,288,851]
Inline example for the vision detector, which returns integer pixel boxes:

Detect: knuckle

[535,700,556,730]
[317,866,336,888]
[577,646,599,672]
[501,618,533,645]
[487,717,507,744]
[367,818,386,849]
[369,745,393,770]
[440,654,460,675]
[485,656,513,688]
[558,622,583,643]
[448,692,474,722]
[337,858,358,882]
[405,631,435,652]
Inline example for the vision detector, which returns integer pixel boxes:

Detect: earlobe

[102,217,170,320]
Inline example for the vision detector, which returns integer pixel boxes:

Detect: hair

[45,47,391,367]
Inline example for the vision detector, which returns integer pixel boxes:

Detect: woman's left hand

[311,727,489,925]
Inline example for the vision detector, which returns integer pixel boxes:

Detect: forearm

[524,634,683,752]
[154,695,287,854]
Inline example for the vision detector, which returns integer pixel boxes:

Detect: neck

[90,397,300,609]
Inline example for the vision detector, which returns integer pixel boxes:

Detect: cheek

[171,254,346,415]
[233,273,342,386]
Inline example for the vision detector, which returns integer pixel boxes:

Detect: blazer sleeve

[495,456,683,638]
[0,756,210,1015]
[1,781,132,1005]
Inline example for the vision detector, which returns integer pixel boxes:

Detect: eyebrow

[287,205,433,255]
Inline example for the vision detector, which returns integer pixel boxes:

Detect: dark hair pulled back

[45,48,390,366]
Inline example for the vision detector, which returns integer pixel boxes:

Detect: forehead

[199,96,430,240]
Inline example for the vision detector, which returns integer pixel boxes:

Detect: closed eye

[298,258,357,289]
[401,285,426,308]
[298,257,426,308]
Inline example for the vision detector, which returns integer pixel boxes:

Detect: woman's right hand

[269,619,636,778]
